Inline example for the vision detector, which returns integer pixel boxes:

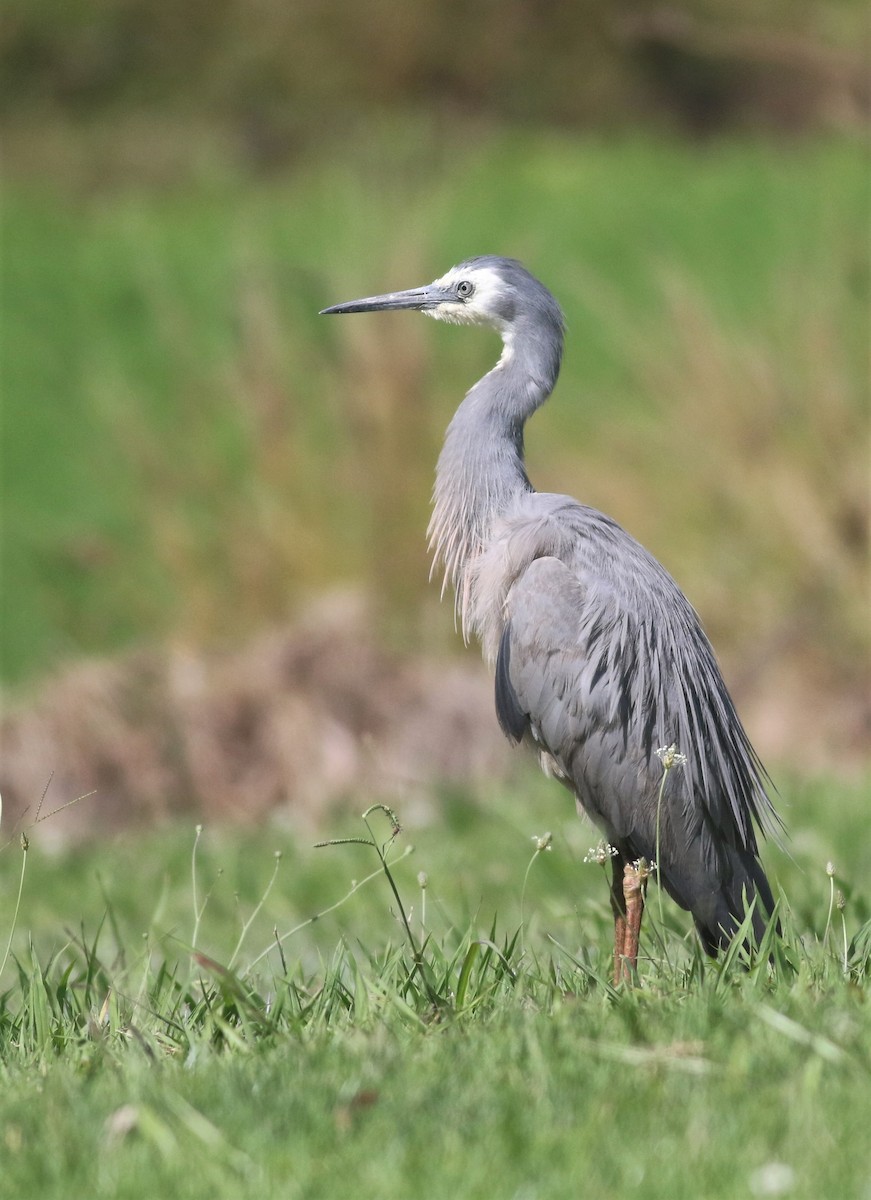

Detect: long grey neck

[428,323,562,620]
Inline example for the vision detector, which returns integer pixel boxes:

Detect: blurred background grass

[1,0,868,833]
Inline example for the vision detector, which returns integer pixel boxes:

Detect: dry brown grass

[0,593,508,846]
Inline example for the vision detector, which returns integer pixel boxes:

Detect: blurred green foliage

[2,0,867,172]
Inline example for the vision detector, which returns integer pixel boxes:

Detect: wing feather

[497,505,779,869]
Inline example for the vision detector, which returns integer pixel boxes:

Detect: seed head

[584,840,618,865]
[655,744,688,770]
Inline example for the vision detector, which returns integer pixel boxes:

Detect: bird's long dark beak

[320,283,451,316]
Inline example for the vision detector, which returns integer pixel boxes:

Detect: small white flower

[825,861,835,877]
[584,840,618,865]
[748,1161,795,1197]
[655,744,688,770]
[417,871,429,889]
[531,832,553,853]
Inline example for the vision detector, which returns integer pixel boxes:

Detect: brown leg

[610,852,628,987]
[617,860,651,985]
[613,912,628,985]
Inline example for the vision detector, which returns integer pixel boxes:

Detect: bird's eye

[456,280,474,298]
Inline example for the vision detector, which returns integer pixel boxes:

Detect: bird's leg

[618,859,652,984]
[609,852,628,986]
[613,913,628,985]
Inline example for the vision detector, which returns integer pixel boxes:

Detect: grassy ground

[3,131,867,687]
[1,771,869,1198]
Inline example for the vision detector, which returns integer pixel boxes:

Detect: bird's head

[320,256,563,342]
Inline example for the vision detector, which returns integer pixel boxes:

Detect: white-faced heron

[321,255,780,983]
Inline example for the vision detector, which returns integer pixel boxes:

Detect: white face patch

[424,265,511,331]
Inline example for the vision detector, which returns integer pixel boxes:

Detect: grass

[2,130,867,685]
[0,771,869,1198]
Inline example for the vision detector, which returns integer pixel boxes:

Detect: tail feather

[694,848,778,956]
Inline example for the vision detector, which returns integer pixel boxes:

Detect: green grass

[3,130,867,684]
[0,773,869,1198]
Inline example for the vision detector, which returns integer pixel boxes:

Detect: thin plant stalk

[191,824,205,951]
[418,873,428,941]
[248,845,414,972]
[652,744,687,974]
[521,833,552,953]
[0,834,29,982]
[823,863,835,951]
[654,768,667,939]
[228,852,283,970]
[316,805,442,1008]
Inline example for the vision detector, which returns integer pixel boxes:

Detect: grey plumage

[322,255,780,959]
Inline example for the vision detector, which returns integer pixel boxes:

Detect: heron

[321,255,780,983]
